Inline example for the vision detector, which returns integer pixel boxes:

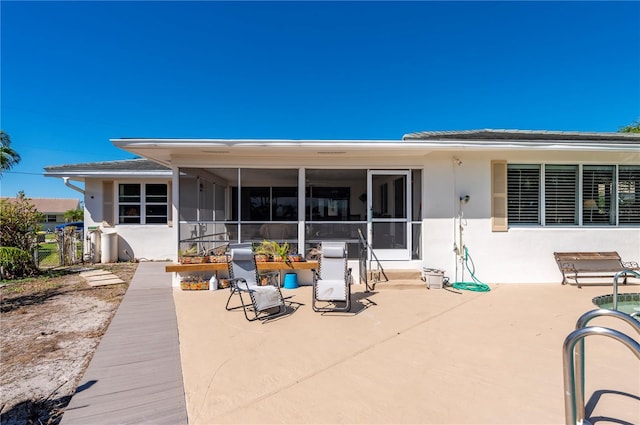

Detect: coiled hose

[452,246,490,292]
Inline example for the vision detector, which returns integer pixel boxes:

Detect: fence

[35,230,84,269]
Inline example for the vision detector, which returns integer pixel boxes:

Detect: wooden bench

[553,251,640,288]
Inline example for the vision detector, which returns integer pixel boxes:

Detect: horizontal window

[118,184,168,224]
[507,164,639,227]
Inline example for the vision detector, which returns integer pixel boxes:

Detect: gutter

[63,177,85,194]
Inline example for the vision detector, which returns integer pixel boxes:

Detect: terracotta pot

[254,254,270,262]
[209,255,228,263]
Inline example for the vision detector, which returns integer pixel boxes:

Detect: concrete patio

[174,280,640,424]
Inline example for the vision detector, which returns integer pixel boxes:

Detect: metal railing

[356,229,387,292]
[563,308,640,425]
[612,269,640,310]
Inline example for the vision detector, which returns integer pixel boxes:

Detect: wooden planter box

[179,256,209,264]
[180,281,210,290]
[208,255,229,263]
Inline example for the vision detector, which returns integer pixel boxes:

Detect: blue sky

[1,1,639,201]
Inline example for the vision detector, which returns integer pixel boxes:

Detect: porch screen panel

[619,166,640,224]
[305,169,367,221]
[507,164,540,225]
[178,173,198,221]
[544,165,578,225]
[583,165,614,225]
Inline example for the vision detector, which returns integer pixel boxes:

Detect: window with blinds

[505,163,639,228]
[544,165,578,225]
[507,165,540,224]
[618,166,640,224]
[582,165,614,225]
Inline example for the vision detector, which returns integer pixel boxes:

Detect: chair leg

[312,289,351,312]
[248,290,287,321]
[225,287,239,311]
[227,286,286,321]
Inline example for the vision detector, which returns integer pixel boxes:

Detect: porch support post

[298,168,305,252]
[171,166,180,263]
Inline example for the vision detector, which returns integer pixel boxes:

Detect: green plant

[63,208,84,222]
[0,246,38,280]
[0,191,44,252]
[0,130,21,175]
[254,240,290,259]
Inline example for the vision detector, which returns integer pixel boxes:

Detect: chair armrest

[228,277,252,292]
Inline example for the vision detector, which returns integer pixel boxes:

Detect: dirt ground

[0,262,138,425]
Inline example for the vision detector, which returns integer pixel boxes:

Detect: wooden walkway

[61,262,188,425]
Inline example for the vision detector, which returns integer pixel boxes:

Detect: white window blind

[507,165,540,224]
[582,165,614,225]
[544,165,578,225]
[619,166,640,224]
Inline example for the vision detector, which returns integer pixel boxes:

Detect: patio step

[373,269,422,280]
[366,269,426,290]
[373,279,427,290]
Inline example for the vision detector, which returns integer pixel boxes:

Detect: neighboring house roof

[0,197,80,214]
[44,158,172,179]
[402,128,640,143]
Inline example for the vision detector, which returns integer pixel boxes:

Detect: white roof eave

[113,139,639,152]
[44,170,173,179]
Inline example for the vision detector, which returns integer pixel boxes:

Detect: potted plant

[254,240,290,262]
[179,246,198,264]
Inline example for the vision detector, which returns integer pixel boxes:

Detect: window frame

[506,164,541,225]
[117,183,168,225]
[504,163,639,228]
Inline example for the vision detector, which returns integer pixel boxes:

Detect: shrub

[0,247,38,280]
[0,191,44,252]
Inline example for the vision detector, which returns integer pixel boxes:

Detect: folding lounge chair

[312,241,352,312]
[225,244,285,321]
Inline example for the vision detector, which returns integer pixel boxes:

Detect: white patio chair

[312,241,352,312]
[225,244,285,321]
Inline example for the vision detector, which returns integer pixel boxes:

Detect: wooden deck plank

[60,262,187,425]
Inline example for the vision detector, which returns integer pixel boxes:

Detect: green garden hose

[452,246,490,292]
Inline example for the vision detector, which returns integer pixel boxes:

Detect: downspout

[63,177,85,194]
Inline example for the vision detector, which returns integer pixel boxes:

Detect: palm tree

[0,130,21,176]
[619,120,640,133]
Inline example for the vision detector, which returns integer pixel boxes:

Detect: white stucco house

[44,129,640,285]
